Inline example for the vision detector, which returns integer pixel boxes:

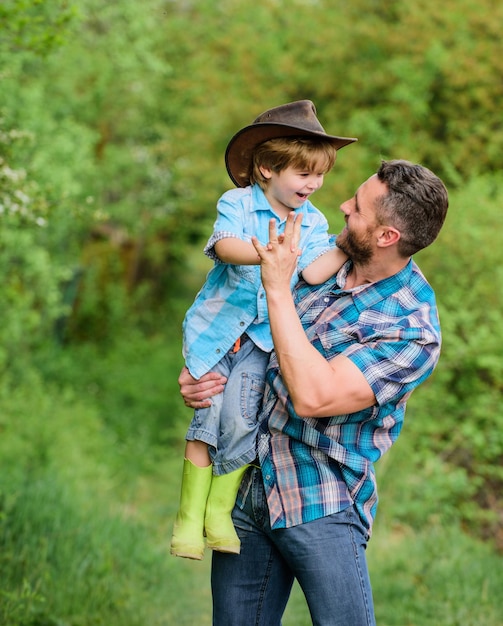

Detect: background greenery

[1,0,502,624]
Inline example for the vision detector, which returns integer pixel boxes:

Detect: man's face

[336,174,386,265]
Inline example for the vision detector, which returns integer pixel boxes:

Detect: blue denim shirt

[183,184,333,379]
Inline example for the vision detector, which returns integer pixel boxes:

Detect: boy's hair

[249,137,338,190]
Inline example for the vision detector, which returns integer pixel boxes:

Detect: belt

[232,333,250,353]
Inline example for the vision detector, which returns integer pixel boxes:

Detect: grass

[281,523,503,626]
[369,522,502,626]
[0,331,502,625]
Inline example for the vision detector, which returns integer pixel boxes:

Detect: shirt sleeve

[343,325,441,407]
[296,210,332,273]
[204,190,249,261]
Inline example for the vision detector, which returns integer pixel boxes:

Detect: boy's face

[260,164,326,215]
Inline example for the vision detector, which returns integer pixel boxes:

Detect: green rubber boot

[170,459,213,560]
[204,465,249,554]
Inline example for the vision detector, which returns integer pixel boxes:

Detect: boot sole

[206,543,240,555]
[170,547,204,560]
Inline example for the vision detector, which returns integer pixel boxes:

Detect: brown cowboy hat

[225,100,357,187]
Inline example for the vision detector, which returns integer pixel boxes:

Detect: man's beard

[336,227,373,265]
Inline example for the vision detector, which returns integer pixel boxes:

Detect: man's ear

[377,226,401,248]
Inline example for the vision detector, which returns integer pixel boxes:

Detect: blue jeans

[211,467,376,626]
[186,336,269,475]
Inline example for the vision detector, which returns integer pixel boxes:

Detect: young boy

[171,100,357,560]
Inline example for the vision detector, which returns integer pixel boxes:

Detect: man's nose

[340,199,351,215]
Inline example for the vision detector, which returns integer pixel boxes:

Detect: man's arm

[178,366,226,409]
[252,214,376,418]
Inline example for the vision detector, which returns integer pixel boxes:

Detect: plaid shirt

[244,259,441,534]
[183,184,332,379]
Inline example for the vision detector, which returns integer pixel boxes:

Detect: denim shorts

[186,336,269,475]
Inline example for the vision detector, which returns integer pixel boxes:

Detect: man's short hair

[376,159,449,257]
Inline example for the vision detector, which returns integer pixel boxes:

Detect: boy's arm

[214,237,261,265]
[301,247,348,285]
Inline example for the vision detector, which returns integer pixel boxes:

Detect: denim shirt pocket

[232,264,259,283]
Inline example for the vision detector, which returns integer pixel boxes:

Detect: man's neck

[345,257,410,289]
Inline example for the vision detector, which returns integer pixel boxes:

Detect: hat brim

[225,122,358,187]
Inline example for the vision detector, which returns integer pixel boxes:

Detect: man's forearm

[266,286,376,417]
[257,214,375,418]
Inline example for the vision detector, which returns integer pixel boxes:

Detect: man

[178,160,449,625]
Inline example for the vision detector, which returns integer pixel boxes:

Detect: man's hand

[252,212,302,293]
[178,366,226,409]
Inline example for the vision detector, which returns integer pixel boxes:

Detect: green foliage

[1,328,502,626]
[409,174,503,545]
[4,0,503,320]
[0,340,193,626]
[368,522,503,626]
[0,125,68,375]
[36,327,188,453]
[0,0,76,56]
[1,0,503,622]
[282,523,503,626]
[6,0,501,260]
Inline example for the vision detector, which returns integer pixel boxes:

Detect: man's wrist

[265,285,293,305]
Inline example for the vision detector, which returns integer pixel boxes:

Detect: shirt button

[239,321,245,326]
[324,297,330,303]
[216,349,221,354]
[265,475,271,481]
